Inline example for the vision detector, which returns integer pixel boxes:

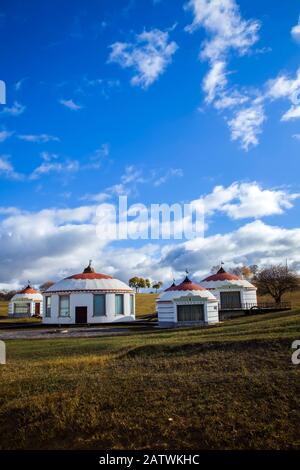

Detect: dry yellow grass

[0,301,8,317]
[135,293,157,317]
[0,309,300,449]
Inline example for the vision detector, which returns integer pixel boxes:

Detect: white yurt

[9,284,43,318]
[42,262,135,325]
[157,275,219,326]
[200,267,257,310]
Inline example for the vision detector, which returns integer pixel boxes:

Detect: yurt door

[75,306,87,324]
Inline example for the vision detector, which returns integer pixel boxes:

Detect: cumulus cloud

[291,15,300,43]
[108,28,178,88]
[0,181,299,288]
[161,220,300,279]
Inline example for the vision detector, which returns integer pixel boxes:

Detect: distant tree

[0,290,17,301]
[129,277,151,293]
[39,281,55,292]
[152,281,163,293]
[254,264,300,304]
[231,265,257,279]
[129,277,141,292]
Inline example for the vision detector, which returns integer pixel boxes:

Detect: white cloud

[185,0,263,150]
[266,68,300,122]
[203,60,227,103]
[162,220,300,278]
[1,101,25,116]
[267,69,300,100]
[228,101,265,150]
[154,168,183,187]
[0,129,14,142]
[30,160,80,180]
[214,90,248,110]
[185,0,260,61]
[281,105,300,121]
[14,77,27,91]
[0,156,22,180]
[18,134,60,143]
[200,181,299,219]
[59,99,83,110]
[0,180,299,287]
[108,28,178,88]
[0,199,300,288]
[291,15,300,43]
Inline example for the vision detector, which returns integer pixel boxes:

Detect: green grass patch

[0,309,300,449]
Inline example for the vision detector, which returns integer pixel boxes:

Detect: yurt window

[130,295,134,315]
[115,294,124,315]
[45,296,51,317]
[59,295,70,317]
[94,294,106,316]
[14,302,30,315]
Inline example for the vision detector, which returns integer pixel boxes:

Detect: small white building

[42,262,135,324]
[200,267,257,310]
[9,284,43,318]
[157,275,219,326]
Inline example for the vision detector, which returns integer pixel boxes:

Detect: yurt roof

[45,262,133,293]
[11,284,43,301]
[158,275,217,302]
[201,267,256,289]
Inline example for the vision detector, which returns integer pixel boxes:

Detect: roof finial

[183,269,191,283]
[217,262,226,274]
[83,260,95,274]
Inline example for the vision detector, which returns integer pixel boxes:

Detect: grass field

[0,309,300,449]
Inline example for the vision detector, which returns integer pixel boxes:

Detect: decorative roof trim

[43,289,133,294]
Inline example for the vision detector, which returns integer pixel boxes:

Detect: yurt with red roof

[200,267,257,310]
[42,261,135,324]
[157,274,219,326]
[9,284,43,317]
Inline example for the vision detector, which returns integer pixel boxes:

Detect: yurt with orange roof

[157,274,219,326]
[42,261,135,324]
[8,284,43,317]
[200,266,257,310]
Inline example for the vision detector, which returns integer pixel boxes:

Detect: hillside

[0,309,300,449]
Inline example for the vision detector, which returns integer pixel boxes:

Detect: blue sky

[1,0,300,288]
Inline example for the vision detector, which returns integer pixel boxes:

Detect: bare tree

[254,265,299,304]
[39,281,55,292]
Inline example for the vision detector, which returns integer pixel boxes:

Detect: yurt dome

[9,284,43,317]
[157,275,219,325]
[200,267,257,311]
[43,261,135,325]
